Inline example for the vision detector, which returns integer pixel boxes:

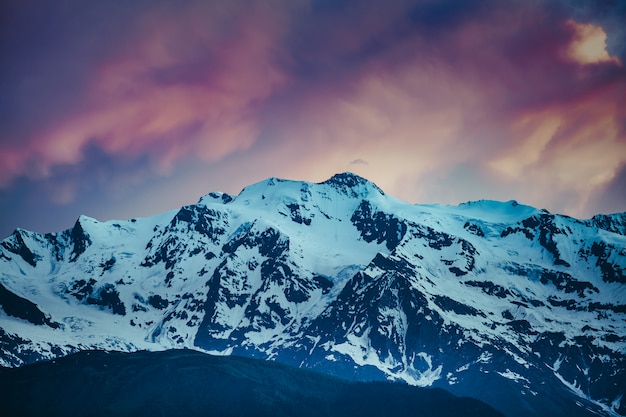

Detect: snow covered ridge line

[0,172,625,417]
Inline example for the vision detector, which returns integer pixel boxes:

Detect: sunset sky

[1,0,625,238]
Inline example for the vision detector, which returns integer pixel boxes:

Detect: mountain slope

[0,173,624,417]
[0,349,505,417]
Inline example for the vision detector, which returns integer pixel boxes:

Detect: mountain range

[1,173,624,416]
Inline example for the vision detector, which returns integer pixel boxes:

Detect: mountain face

[0,173,624,417]
[0,349,504,417]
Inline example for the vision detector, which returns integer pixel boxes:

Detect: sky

[1,0,625,238]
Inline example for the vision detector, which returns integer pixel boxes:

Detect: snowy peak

[0,229,39,267]
[198,172,384,213]
[68,216,93,262]
[588,212,626,236]
[320,172,385,198]
[197,191,234,206]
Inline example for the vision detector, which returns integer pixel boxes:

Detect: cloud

[565,20,622,66]
[263,2,626,215]
[587,163,626,215]
[1,0,292,182]
[1,0,625,237]
[350,159,369,166]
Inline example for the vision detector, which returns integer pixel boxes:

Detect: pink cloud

[2,0,292,183]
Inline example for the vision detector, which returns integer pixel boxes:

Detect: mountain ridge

[0,172,624,417]
[0,348,505,417]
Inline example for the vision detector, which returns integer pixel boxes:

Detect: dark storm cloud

[407,0,489,32]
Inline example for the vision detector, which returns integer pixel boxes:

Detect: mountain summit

[1,173,624,417]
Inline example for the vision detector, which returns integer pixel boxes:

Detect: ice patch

[497,369,530,383]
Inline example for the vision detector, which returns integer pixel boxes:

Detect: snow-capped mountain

[1,173,624,417]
